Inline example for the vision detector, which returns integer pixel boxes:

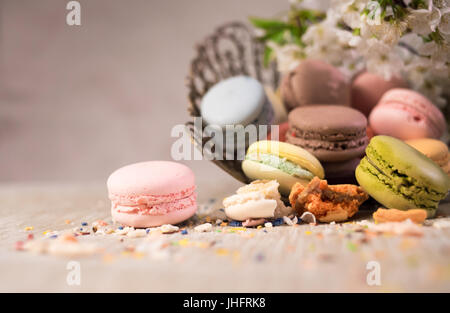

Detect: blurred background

[0,0,286,183]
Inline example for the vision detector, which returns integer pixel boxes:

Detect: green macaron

[356,135,450,218]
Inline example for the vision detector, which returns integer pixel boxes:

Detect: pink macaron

[107,161,197,228]
[369,88,446,140]
[351,71,408,117]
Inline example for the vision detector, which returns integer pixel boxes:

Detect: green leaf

[249,17,289,30]
[263,46,273,68]
[261,29,287,44]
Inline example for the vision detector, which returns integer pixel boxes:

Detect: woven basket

[185,22,280,183]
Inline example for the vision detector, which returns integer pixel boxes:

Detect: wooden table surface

[1,180,450,293]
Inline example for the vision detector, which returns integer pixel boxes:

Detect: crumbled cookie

[289,177,368,223]
[373,208,427,224]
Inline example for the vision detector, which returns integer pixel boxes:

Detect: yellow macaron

[242,140,324,195]
[406,138,449,176]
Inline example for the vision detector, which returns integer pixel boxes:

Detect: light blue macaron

[201,75,273,128]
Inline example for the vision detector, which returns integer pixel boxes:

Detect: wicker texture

[186,22,279,183]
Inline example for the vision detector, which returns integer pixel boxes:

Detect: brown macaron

[286,105,368,162]
[281,59,350,111]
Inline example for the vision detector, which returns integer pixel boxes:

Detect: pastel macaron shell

[281,59,350,111]
[246,140,325,178]
[201,75,271,127]
[108,161,197,227]
[369,88,447,140]
[356,136,450,217]
[286,105,368,162]
[242,140,324,195]
[351,71,407,117]
[406,138,449,175]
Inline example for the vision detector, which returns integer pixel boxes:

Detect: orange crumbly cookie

[373,208,427,224]
[289,177,369,223]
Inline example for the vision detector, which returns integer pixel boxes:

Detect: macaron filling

[110,187,197,216]
[288,127,368,151]
[361,146,446,210]
[245,153,314,180]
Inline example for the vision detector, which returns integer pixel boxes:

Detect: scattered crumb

[159,224,179,234]
[127,229,147,238]
[300,212,316,224]
[194,223,212,232]
[373,208,427,224]
[432,220,450,229]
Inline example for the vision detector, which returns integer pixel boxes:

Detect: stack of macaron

[107,59,449,228]
[235,59,449,221]
[285,105,368,183]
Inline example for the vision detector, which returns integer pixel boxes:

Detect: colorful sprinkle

[273,218,284,226]
[255,253,265,262]
[181,229,188,235]
[346,242,358,252]
[15,241,24,251]
[215,248,230,256]
[24,226,34,231]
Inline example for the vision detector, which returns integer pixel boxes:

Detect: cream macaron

[242,140,324,195]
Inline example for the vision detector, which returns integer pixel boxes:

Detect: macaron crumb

[300,212,316,224]
[160,224,179,234]
[373,208,427,224]
[127,229,147,238]
[194,223,212,232]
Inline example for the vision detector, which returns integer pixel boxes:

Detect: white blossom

[263,0,450,109]
[407,7,442,35]
[269,43,303,73]
[438,8,450,34]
